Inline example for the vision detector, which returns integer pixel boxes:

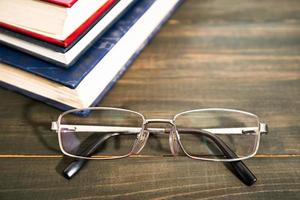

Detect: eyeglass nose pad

[169,127,180,156]
[131,129,149,154]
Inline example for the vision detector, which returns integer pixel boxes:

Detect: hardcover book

[0,0,182,110]
[0,0,136,67]
[0,0,117,47]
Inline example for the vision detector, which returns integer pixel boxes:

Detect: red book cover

[0,0,118,47]
[41,0,78,7]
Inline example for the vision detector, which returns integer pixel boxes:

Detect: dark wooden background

[0,0,299,199]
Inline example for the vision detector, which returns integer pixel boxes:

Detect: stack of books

[0,0,182,110]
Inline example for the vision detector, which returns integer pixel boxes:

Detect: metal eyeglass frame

[52,107,268,185]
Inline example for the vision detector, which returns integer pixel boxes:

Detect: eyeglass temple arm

[178,128,257,186]
[63,132,121,179]
[60,128,255,185]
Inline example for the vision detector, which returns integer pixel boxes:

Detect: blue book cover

[0,0,183,110]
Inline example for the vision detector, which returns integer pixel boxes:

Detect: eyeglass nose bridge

[131,119,181,156]
[144,119,175,125]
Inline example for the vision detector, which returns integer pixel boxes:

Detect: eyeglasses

[51,107,268,185]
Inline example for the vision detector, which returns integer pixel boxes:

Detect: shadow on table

[22,101,61,153]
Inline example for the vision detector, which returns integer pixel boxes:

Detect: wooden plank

[0,157,299,200]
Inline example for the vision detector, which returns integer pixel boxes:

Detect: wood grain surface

[0,0,299,199]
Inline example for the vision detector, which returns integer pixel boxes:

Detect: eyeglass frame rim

[55,107,262,162]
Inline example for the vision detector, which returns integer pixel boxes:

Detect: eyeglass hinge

[51,122,58,131]
[260,123,268,135]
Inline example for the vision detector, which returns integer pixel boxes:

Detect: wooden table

[0,0,299,199]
